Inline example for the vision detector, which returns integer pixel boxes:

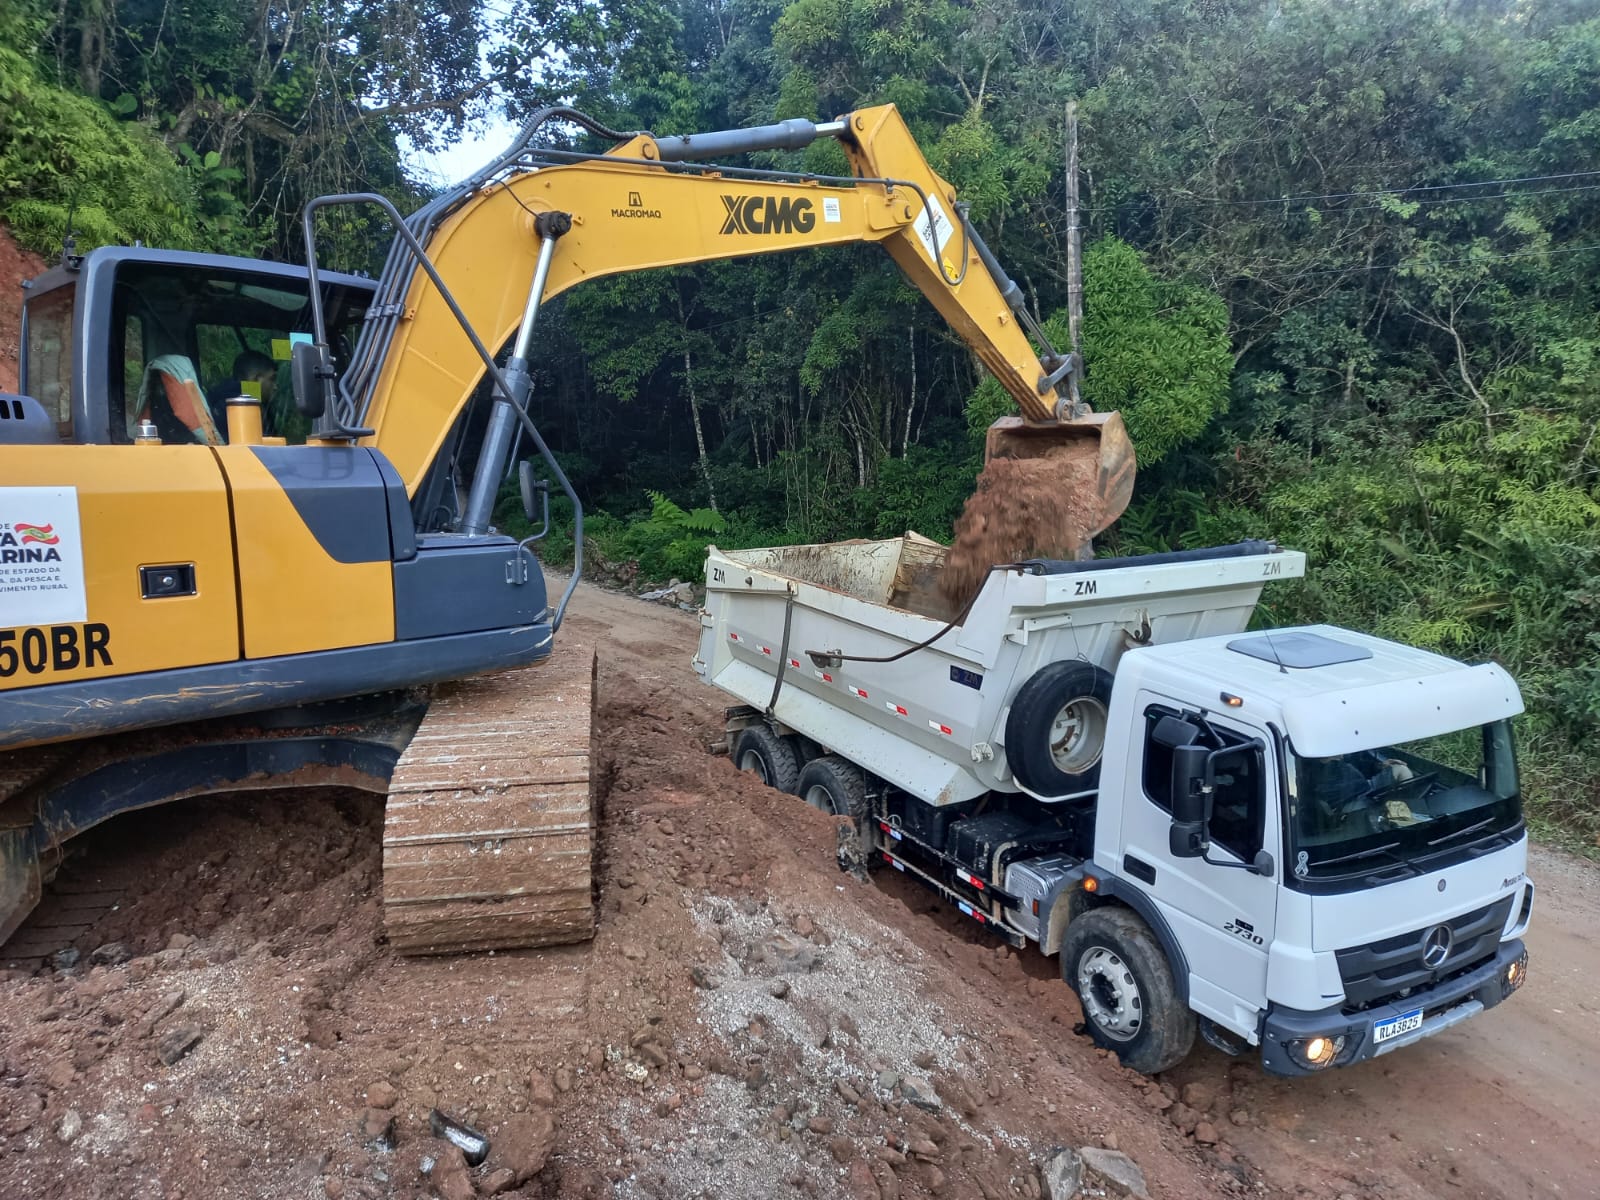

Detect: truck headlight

[1503,949,1528,998]
[1288,1033,1346,1070]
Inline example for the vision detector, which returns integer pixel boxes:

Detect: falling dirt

[939,450,1097,609]
[1,580,1594,1200]
[1,224,47,393]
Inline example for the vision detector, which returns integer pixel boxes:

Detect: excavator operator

[208,349,279,409]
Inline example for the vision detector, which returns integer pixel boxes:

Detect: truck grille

[1335,895,1515,1010]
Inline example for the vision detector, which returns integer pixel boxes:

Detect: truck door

[1117,693,1280,1041]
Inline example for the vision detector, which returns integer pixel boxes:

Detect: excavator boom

[347,104,1134,542]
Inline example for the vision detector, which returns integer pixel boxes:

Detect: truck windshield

[1285,720,1520,880]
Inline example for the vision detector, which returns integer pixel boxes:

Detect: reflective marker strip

[956,900,987,925]
[878,821,902,841]
[928,720,953,735]
[955,868,985,891]
[729,632,740,641]
[813,670,834,683]
[849,686,869,699]
[789,658,802,669]
[883,851,906,871]
[885,702,908,716]
[760,646,772,655]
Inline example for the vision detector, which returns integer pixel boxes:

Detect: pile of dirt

[939,450,1097,609]
[0,224,46,393]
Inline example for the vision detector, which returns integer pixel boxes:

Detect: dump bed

[695,535,1306,806]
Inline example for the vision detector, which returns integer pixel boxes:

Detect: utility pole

[1064,101,1084,374]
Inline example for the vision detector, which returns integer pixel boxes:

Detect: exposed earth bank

[1,582,1594,1200]
[1,225,47,393]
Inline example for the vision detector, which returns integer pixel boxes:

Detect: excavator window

[107,262,369,445]
[23,284,75,440]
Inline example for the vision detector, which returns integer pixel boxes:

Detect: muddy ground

[1,582,1595,1200]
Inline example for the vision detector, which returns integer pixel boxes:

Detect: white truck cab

[1095,625,1532,1073]
[698,538,1533,1075]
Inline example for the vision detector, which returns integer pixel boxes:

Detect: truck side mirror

[1152,715,1200,750]
[1168,743,1210,858]
[290,341,328,419]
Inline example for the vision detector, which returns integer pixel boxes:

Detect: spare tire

[1005,660,1115,795]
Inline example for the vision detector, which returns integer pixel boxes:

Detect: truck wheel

[796,757,875,873]
[732,725,800,793]
[796,755,867,818]
[1005,661,1114,794]
[1061,907,1195,1074]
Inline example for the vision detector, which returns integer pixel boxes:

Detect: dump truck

[0,104,1131,955]
[697,535,1534,1075]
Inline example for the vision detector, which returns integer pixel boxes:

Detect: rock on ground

[1040,1148,1082,1199]
[489,1111,557,1185]
[1078,1146,1150,1199]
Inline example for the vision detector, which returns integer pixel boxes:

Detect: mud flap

[835,819,870,881]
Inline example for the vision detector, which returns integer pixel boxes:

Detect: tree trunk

[682,347,718,512]
[902,324,917,455]
[76,0,108,97]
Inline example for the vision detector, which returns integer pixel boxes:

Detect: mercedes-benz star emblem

[1422,924,1453,969]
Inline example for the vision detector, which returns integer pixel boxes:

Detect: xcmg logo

[720,195,815,235]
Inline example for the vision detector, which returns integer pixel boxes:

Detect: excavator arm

[350,104,1133,535]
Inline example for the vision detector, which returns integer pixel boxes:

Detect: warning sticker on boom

[0,487,87,627]
[912,193,957,277]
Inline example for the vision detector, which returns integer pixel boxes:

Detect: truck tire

[1005,660,1114,794]
[796,755,867,818]
[795,756,876,875]
[732,725,800,793]
[1061,906,1195,1074]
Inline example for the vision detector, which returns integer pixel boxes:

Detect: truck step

[381,649,596,955]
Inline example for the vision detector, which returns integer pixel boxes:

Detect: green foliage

[1,0,463,259]
[965,237,1232,467]
[606,491,728,582]
[1077,238,1232,465]
[0,45,212,252]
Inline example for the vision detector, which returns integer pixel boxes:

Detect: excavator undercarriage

[0,652,596,955]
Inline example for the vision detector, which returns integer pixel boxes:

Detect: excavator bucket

[982,411,1137,543]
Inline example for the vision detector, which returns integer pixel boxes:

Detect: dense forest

[2,0,1597,839]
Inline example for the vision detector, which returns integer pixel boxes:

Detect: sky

[402,110,524,188]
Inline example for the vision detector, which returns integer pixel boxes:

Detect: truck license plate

[1373,1007,1424,1043]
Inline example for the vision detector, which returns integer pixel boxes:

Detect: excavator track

[381,648,596,955]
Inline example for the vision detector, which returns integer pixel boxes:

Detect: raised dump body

[696,536,1306,805]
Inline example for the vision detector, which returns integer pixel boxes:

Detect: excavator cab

[16,247,375,448]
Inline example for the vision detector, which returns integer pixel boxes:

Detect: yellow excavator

[0,104,1134,955]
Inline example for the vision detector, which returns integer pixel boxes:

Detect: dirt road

[1,579,1594,1200]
